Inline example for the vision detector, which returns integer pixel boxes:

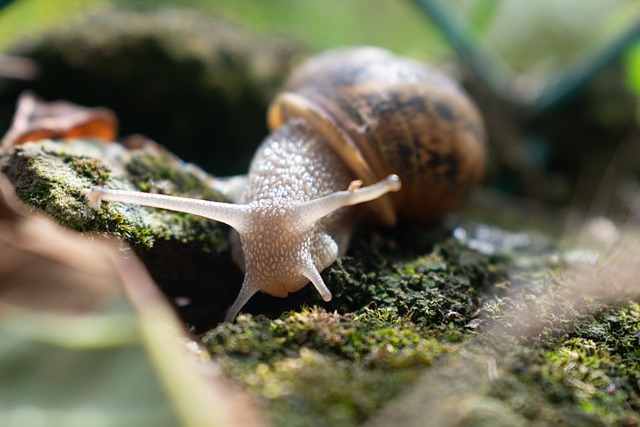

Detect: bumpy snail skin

[85,120,400,321]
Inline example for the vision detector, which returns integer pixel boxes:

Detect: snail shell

[268,46,486,226]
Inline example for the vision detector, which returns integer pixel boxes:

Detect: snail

[84,46,486,321]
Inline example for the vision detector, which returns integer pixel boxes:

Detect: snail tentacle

[299,253,333,302]
[84,186,251,232]
[224,277,258,322]
[295,174,401,230]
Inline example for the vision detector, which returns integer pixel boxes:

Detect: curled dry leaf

[1,91,118,148]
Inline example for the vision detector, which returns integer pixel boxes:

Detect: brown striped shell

[267,46,486,226]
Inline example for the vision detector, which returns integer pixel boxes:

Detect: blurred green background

[0,0,445,57]
[1,0,638,70]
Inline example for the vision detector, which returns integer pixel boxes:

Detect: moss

[203,217,640,426]
[0,139,241,328]
[125,151,220,199]
[542,339,635,419]
[203,307,455,427]
[478,304,640,427]
[322,228,512,336]
[202,223,554,426]
[1,140,227,249]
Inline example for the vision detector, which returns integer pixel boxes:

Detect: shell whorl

[268,46,486,226]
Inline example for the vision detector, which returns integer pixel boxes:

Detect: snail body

[84,46,486,321]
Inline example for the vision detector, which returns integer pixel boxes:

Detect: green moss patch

[481,303,640,426]
[205,219,639,426]
[0,139,240,328]
[204,307,455,427]
[1,139,227,249]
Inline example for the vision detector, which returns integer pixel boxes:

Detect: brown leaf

[1,91,118,148]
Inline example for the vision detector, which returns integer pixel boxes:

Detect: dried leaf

[1,91,118,148]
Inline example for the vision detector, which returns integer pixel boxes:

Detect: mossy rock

[0,139,242,328]
[203,221,640,426]
[0,7,307,175]
[1,138,638,426]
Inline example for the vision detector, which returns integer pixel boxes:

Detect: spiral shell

[268,46,486,226]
